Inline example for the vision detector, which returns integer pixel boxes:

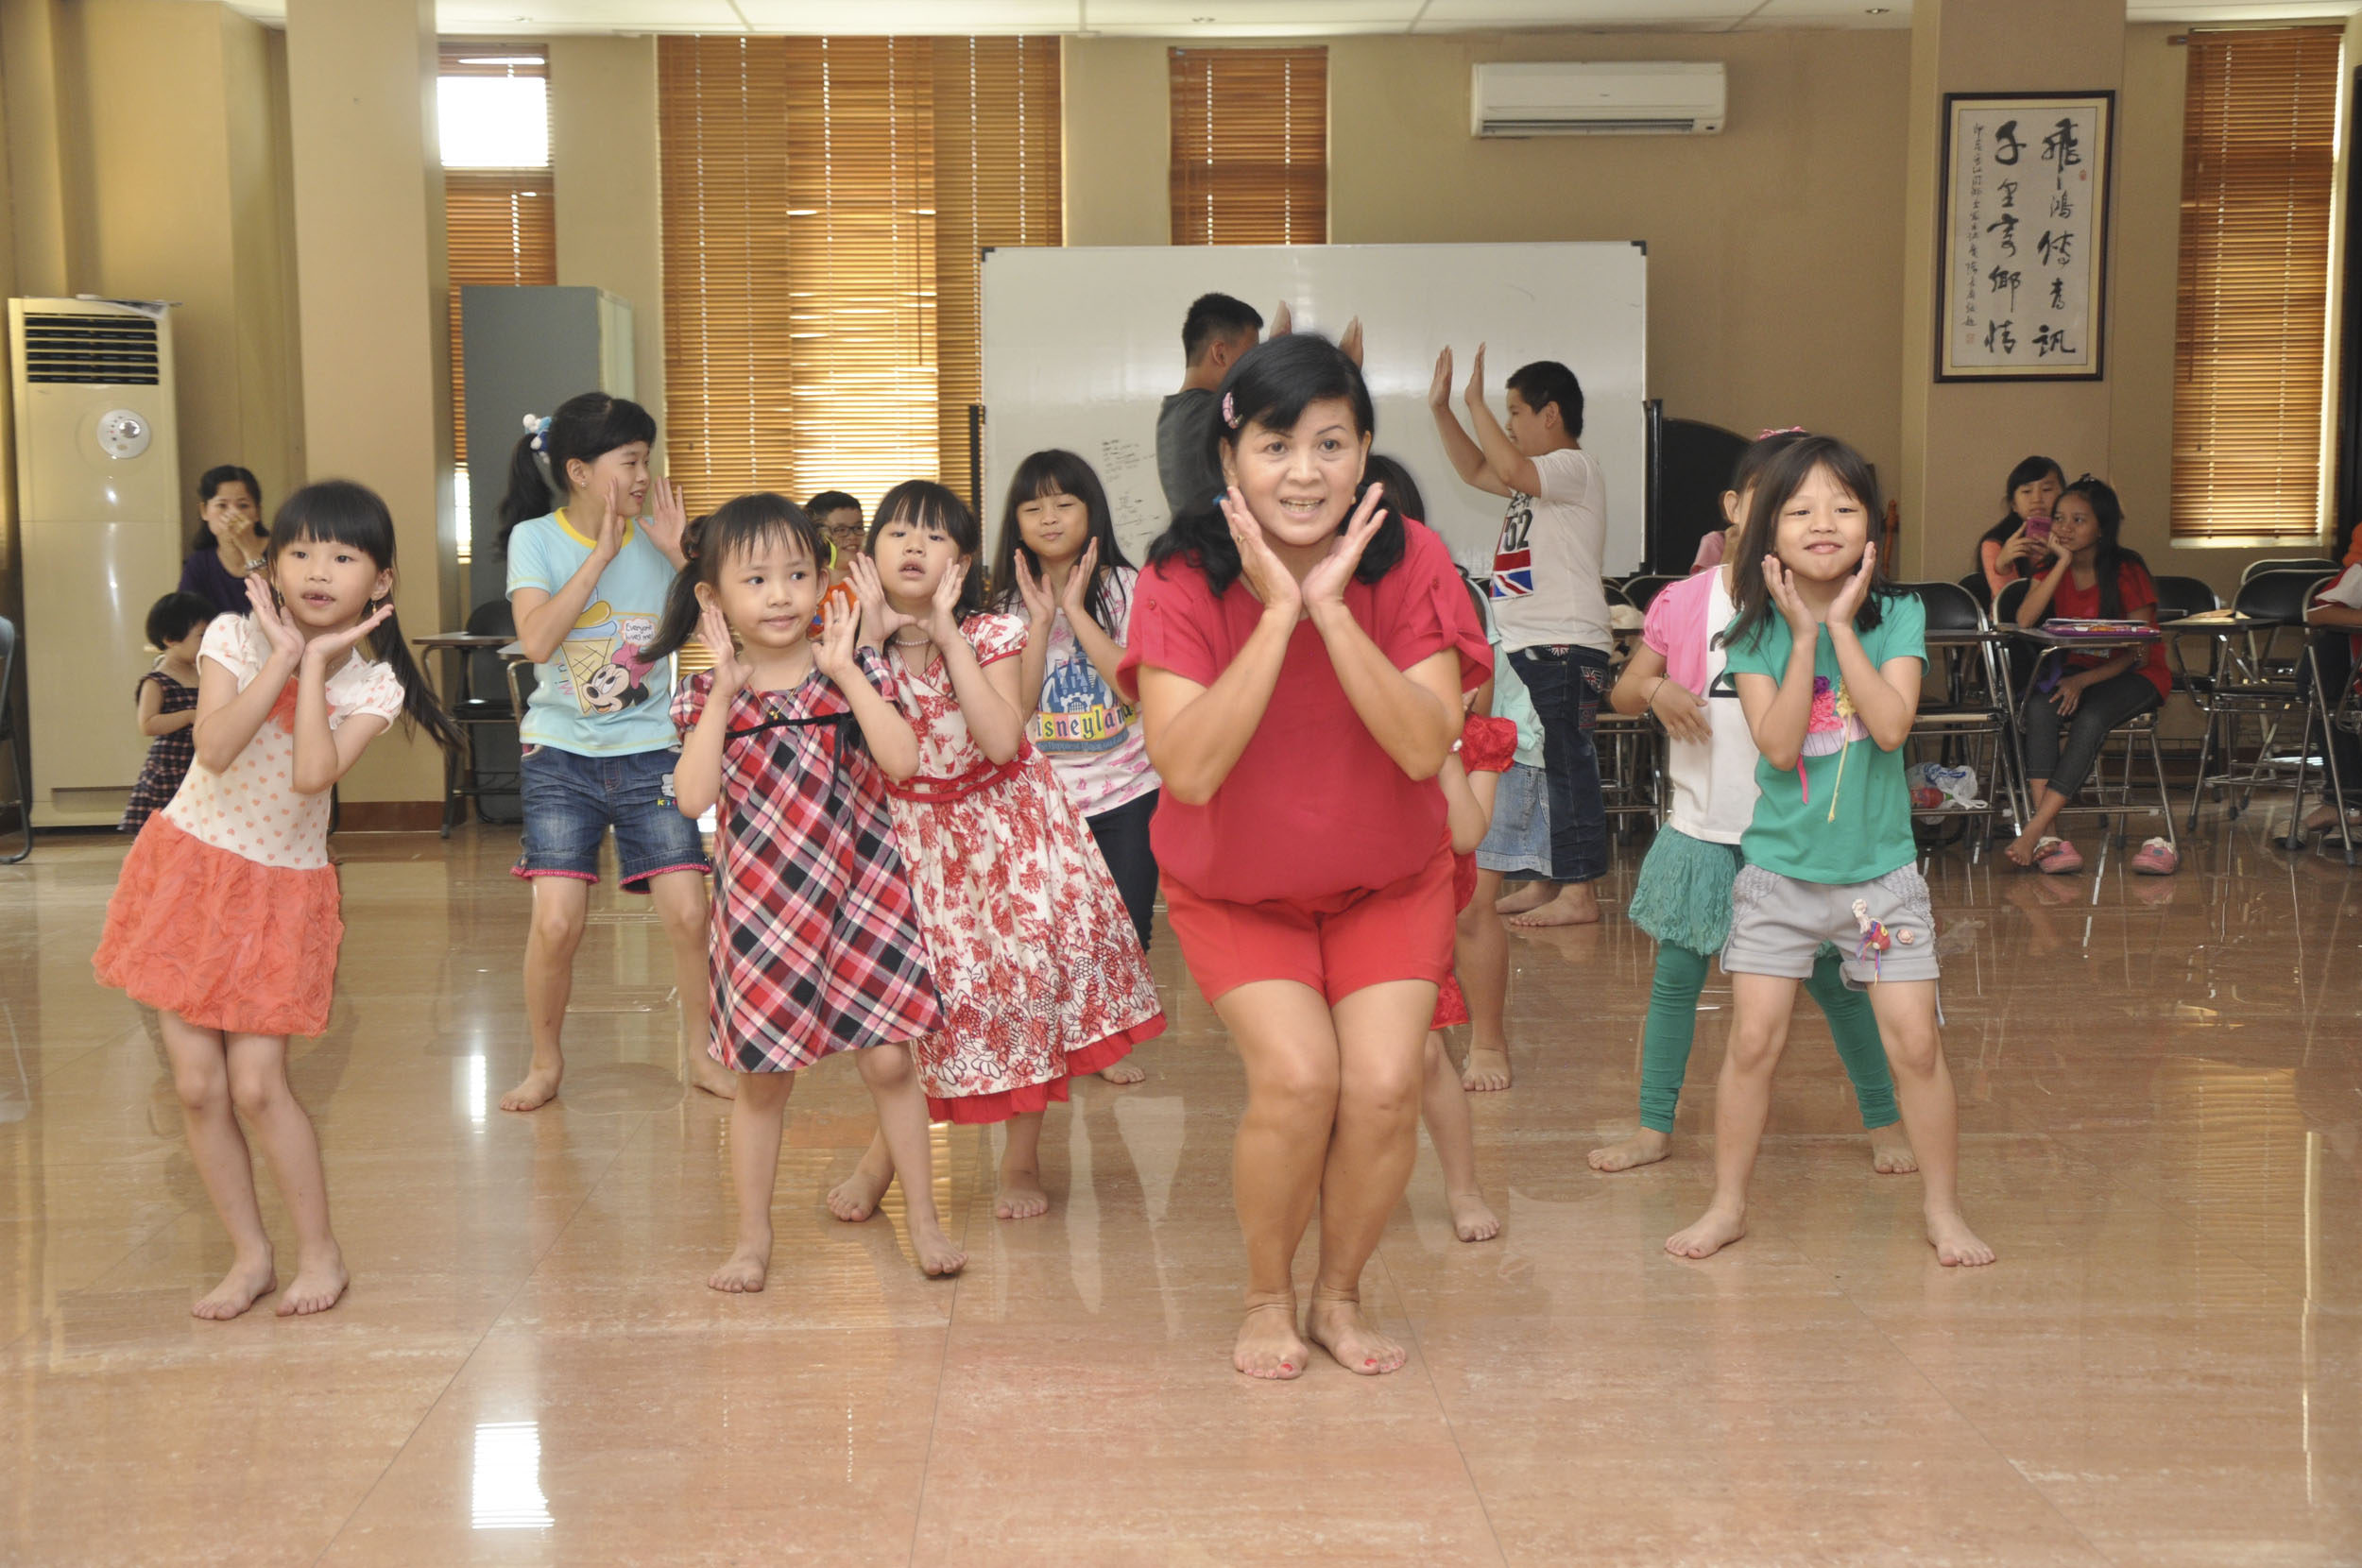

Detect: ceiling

[216,0,2362,33]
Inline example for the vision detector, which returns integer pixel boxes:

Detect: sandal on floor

[2034,837,2084,875]
[2131,837,2179,876]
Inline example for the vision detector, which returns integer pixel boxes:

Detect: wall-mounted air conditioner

[8,298,182,827]
[1472,62,1726,137]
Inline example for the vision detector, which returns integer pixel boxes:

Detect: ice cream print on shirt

[556,601,662,716]
[1491,492,1536,599]
[1800,674,1867,818]
[1032,648,1133,753]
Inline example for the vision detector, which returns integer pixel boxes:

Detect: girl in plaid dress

[659,495,964,1288]
[121,592,215,831]
[839,481,1164,1225]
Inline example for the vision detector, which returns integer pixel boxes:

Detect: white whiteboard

[979,243,1647,573]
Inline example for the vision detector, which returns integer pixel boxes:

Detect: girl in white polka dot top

[95,480,458,1321]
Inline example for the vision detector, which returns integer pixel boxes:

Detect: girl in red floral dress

[656,495,962,1288]
[838,480,1164,1224]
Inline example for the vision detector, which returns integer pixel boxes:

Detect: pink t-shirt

[167,615,404,870]
[1119,522,1492,904]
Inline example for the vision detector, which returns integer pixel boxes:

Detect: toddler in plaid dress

[660,495,966,1290]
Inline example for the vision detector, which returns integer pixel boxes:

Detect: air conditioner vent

[19,312,161,384]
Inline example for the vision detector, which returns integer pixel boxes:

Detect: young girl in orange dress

[94,481,458,1320]
[831,481,1163,1226]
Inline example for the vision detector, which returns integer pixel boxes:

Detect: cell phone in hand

[2024,515,2052,543]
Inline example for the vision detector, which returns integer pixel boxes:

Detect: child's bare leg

[1306,981,1431,1375]
[710,1070,793,1291]
[1421,1031,1498,1242]
[647,870,736,1102]
[995,1110,1051,1219]
[223,1033,345,1316]
[505,876,587,1111]
[1460,870,1513,1090]
[1494,878,1556,915]
[1213,980,1340,1380]
[2004,781,2068,866]
[855,1043,966,1275]
[1667,973,1797,1259]
[1865,981,1994,1267]
[160,1014,276,1320]
[827,1128,895,1223]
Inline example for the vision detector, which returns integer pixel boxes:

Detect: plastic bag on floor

[1908,761,1986,812]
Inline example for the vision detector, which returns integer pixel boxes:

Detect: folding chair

[2187,570,2333,832]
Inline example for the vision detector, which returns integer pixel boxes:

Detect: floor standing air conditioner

[8,299,182,827]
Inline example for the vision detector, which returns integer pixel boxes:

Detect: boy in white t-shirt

[1429,346,1610,927]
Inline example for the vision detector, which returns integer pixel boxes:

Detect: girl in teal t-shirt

[1665,435,1993,1271]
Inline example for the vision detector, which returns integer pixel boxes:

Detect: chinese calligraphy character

[1987,265,2022,309]
[2036,229,2074,266]
[2042,117,2082,169]
[2049,188,2075,219]
[2034,323,2075,358]
[2048,277,2066,310]
[1988,211,2020,256]
[1998,179,2019,209]
[1986,319,2018,354]
[1994,119,2024,165]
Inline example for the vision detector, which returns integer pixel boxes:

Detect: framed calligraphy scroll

[1935,92,2114,381]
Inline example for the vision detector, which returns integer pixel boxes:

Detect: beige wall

[549,35,666,456]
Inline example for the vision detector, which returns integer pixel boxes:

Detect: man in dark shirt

[1155,293,1265,520]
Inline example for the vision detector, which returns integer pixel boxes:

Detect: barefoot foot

[690,1055,740,1101]
[1461,1046,1513,1092]
[995,1165,1050,1221]
[192,1252,275,1321]
[826,1161,891,1223]
[707,1239,771,1292]
[499,1063,562,1113]
[1509,885,1602,929]
[1232,1300,1309,1380]
[911,1219,967,1278]
[1304,1291,1408,1375]
[1926,1209,1996,1267]
[276,1249,348,1317]
[1447,1189,1501,1243]
[1493,880,1555,916]
[1097,1059,1146,1085]
[1589,1127,1671,1172]
[1666,1204,1748,1259]
[1870,1124,1919,1174]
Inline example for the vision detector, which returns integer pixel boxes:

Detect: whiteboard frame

[977,242,1648,574]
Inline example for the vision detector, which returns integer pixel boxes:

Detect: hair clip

[1221,391,1238,429]
[522,412,551,452]
[1757,426,1807,440]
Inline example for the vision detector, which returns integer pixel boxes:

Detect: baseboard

[334,801,443,833]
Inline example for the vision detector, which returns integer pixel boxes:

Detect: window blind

[2171,26,2342,544]
[1169,47,1327,247]
[657,36,1061,518]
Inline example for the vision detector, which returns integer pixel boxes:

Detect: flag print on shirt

[1492,492,1536,599]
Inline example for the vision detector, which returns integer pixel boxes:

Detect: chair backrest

[462,599,525,705]
[1955,571,1993,611]
[1994,577,2030,627]
[1621,573,1678,611]
[2232,569,2332,623]
[1903,578,1986,634]
[2151,574,2219,619]
[0,616,16,742]
[2240,556,2338,584]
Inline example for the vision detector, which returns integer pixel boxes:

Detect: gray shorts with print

[1721,862,1940,988]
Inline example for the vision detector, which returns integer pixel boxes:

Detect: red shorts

[1162,844,1457,1007]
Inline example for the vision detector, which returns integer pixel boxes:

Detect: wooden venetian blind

[2171,26,2342,543]
[1170,47,1326,247]
[439,43,554,477]
[657,36,1060,517]
[934,37,1063,503]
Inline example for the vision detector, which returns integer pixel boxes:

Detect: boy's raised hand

[1429,347,1454,410]
[1463,343,1488,407]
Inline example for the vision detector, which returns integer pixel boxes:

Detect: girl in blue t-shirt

[1666,435,1992,1270]
[496,392,731,1112]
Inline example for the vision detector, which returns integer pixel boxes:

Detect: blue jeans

[1507,644,1609,885]
[516,743,710,892]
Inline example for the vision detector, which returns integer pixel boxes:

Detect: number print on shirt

[1492,493,1537,599]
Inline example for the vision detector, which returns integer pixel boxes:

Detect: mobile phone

[2024,515,2052,542]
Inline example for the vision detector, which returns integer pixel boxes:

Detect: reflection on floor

[1,818,2356,1565]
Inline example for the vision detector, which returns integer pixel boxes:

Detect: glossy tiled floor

[2,817,2357,1565]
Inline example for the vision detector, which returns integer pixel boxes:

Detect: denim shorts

[1476,762,1553,877]
[515,743,710,893]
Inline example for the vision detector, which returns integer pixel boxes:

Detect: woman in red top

[2006,477,2174,873]
[1121,334,1490,1381]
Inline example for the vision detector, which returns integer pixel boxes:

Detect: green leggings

[1638,945,1899,1134]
